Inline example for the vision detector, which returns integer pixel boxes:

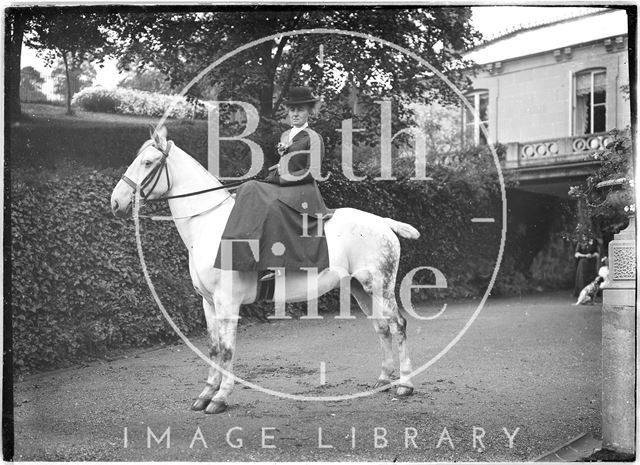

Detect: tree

[110,7,480,161]
[7,9,29,120]
[412,102,463,158]
[20,66,47,102]
[51,59,96,98]
[22,8,113,115]
[118,67,172,93]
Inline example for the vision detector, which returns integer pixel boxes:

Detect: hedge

[72,86,208,120]
[11,169,199,373]
[11,151,505,374]
[9,118,279,176]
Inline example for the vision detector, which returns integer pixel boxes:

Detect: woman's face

[288,105,312,128]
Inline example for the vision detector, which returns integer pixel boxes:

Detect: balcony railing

[505,132,610,169]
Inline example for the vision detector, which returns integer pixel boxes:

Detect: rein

[145,180,246,203]
[121,140,249,203]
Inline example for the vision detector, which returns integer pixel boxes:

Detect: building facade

[464,8,630,196]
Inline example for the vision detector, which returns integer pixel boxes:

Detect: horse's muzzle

[111,199,131,218]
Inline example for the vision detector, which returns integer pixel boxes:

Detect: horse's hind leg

[351,269,414,397]
[386,296,414,397]
[350,273,394,391]
[191,298,222,411]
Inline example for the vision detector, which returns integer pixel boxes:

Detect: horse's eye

[144,160,153,167]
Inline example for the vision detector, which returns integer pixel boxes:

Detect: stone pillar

[602,214,636,454]
[505,142,519,169]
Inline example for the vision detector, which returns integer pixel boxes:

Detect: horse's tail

[383,218,420,240]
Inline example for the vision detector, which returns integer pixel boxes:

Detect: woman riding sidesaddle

[214,87,333,273]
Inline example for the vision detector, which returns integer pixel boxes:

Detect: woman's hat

[283,86,320,106]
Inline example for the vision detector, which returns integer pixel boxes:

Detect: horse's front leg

[205,289,242,414]
[191,298,222,411]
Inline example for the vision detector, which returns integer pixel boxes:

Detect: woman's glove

[277,142,288,156]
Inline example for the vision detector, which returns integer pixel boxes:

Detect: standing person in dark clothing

[573,236,600,297]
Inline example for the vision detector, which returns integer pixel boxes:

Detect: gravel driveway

[12,292,602,461]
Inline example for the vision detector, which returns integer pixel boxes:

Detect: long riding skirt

[213,180,333,271]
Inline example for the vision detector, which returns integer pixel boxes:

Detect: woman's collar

[288,123,309,141]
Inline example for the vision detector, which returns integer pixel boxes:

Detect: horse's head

[111,125,172,217]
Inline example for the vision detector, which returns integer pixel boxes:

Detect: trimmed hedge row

[72,86,208,119]
[9,119,278,177]
[11,169,202,373]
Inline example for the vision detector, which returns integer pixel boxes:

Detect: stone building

[463,8,631,287]
[464,8,630,197]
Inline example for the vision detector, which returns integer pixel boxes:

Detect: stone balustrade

[505,132,611,169]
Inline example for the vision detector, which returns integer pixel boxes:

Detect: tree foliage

[20,65,44,85]
[22,9,114,114]
[9,6,480,128]
[412,102,463,157]
[51,59,96,97]
[118,67,172,93]
[112,9,479,100]
[20,66,47,102]
[109,7,480,158]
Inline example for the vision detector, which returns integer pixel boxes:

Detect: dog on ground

[574,276,605,305]
[598,257,610,288]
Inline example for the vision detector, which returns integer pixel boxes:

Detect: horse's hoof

[204,400,228,414]
[396,385,414,397]
[373,379,392,391]
[191,397,212,411]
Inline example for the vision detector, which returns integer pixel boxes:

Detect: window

[575,69,606,135]
[463,91,489,146]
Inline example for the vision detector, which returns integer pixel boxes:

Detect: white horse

[111,126,420,414]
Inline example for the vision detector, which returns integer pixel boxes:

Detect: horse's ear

[149,125,168,147]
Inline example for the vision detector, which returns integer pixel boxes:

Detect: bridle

[121,140,247,203]
[122,141,173,201]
